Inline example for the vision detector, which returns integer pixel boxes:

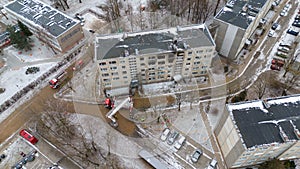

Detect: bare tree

[253,73,268,99]
[36,99,122,168]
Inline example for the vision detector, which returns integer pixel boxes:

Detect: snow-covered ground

[0,62,56,105]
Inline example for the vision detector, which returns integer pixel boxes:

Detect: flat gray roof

[4,0,78,37]
[228,94,300,148]
[215,0,268,29]
[96,24,215,60]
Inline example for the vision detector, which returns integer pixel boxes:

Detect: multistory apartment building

[4,0,84,53]
[95,24,215,89]
[213,0,274,60]
[215,94,300,168]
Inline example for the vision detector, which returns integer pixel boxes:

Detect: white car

[174,136,186,150]
[268,30,275,37]
[280,10,287,16]
[207,159,218,169]
[160,128,170,141]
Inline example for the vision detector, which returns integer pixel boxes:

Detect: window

[111,72,118,76]
[158,55,165,59]
[101,68,107,71]
[113,77,119,80]
[122,66,126,69]
[194,61,200,65]
[149,56,156,60]
[122,71,127,74]
[140,58,144,61]
[185,68,189,70]
[197,50,203,53]
[187,58,191,61]
[141,63,145,66]
[186,63,190,65]
[158,61,165,64]
[99,62,106,65]
[188,51,192,55]
[103,79,110,82]
[109,61,116,64]
[123,76,128,79]
[110,66,117,70]
[120,60,125,63]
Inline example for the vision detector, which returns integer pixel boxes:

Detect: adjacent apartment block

[215,94,300,168]
[213,0,273,60]
[4,0,84,53]
[95,24,215,89]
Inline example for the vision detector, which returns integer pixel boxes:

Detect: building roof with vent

[4,0,79,37]
[215,0,268,29]
[95,24,215,60]
[227,94,300,148]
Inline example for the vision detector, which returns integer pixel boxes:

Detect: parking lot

[157,126,215,169]
[0,131,52,169]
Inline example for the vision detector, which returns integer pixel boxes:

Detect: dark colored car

[89,29,95,33]
[287,29,299,36]
[19,129,38,145]
[270,64,281,71]
[292,22,300,28]
[272,23,279,30]
[191,149,202,163]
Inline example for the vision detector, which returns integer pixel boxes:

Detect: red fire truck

[49,71,67,89]
[104,98,114,109]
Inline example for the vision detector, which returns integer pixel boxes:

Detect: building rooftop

[95,24,215,60]
[227,94,300,148]
[215,0,268,29]
[4,0,79,37]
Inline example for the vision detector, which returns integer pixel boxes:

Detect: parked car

[272,59,285,67]
[268,30,275,37]
[191,149,202,163]
[287,29,299,36]
[207,159,218,169]
[160,128,170,141]
[19,129,38,145]
[174,136,186,150]
[279,43,292,49]
[75,13,85,25]
[89,29,95,33]
[271,23,279,30]
[276,51,288,59]
[270,64,281,71]
[280,10,288,16]
[167,131,179,145]
[278,46,290,53]
[292,22,300,28]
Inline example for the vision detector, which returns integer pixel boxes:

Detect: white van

[174,136,186,150]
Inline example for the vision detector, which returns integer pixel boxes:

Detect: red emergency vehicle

[49,71,67,89]
[20,129,38,145]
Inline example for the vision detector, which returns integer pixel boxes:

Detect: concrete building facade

[213,0,274,60]
[215,95,300,168]
[4,0,84,53]
[95,24,215,89]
